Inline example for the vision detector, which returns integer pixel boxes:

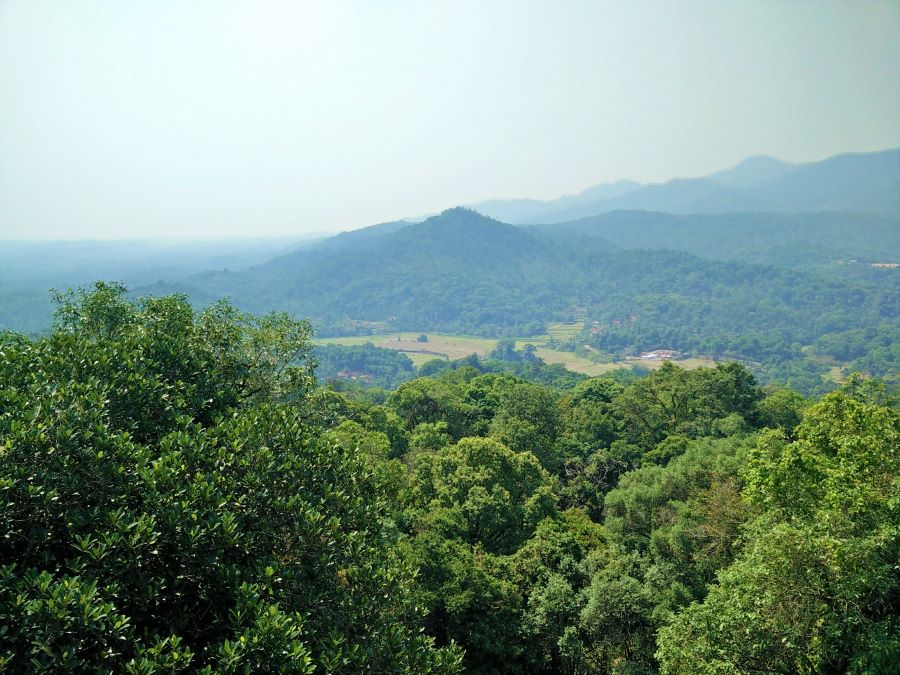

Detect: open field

[528,348,717,376]
[318,332,498,359]
[319,331,718,378]
[802,347,849,385]
[406,352,446,368]
[529,348,628,376]
[545,321,583,341]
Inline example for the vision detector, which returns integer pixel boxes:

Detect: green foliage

[559,378,623,453]
[314,343,416,389]
[388,378,475,439]
[613,362,762,449]
[489,382,562,470]
[756,387,807,432]
[3,281,896,674]
[410,437,556,555]
[512,510,605,673]
[409,421,454,453]
[657,393,899,673]
[411,535,524,672]
[0,285,460,673]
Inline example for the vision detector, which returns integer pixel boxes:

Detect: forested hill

[142,207,898,393]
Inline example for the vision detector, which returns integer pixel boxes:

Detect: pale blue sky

[2,0,898,239]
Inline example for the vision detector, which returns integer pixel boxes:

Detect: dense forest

[315,343,417,390]
[1,285,896,673]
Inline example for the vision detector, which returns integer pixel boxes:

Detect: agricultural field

[546,321,584,341]
[527,347,625,377]
[525,348,717,377]
[317,332,497,360]
[318,329,717,378]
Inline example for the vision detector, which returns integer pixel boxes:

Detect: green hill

[144,208,897,393]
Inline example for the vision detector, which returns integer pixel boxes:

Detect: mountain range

[466,148,900,223]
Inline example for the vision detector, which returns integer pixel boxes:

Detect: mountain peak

[710,155,795,188]
[432,206,502,224]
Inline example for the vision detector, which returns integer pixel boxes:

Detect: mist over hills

[0,238,313,333]
[708,155,796,188]
[534,210,900,268]
[469,148,900,223]
[468,180,642,224]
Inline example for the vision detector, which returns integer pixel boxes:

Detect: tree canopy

[0,284,895,673]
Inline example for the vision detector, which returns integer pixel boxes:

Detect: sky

[1,0,899,240]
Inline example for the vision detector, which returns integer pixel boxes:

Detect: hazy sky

[2,0,899,239]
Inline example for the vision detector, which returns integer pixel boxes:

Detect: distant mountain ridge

[708,155,795,188]
[533,210,900,268]
[468,180,641,224]
[467,148,900,223]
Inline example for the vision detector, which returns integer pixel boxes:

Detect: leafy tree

[613,363,761,449]
[559,377,623,454]
[387,379,474,439]
[657,393,899,673]
[314,343,416,389]
[411,535,524,673]
[756,387,807,432]
[409,437,556,555]
[409,421,453,454]
[489,382,562,471]
[0,286,461,673]
[513,509,604,673]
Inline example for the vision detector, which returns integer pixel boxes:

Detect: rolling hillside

[141,207,897,393]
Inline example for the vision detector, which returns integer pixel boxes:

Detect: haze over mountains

[466,147,900,223]
[130,146,900,394]
[0,238,313,333]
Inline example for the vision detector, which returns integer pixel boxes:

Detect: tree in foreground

[0,284,461,673]
[657,390,899,674]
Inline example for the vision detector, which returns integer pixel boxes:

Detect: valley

[3,5,897,672]
[317,326,719,376]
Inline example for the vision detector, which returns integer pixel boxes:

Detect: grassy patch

[530,348,632,376]
[545,321,583,341]
[406,352,447,368]
[317,333,498,361]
